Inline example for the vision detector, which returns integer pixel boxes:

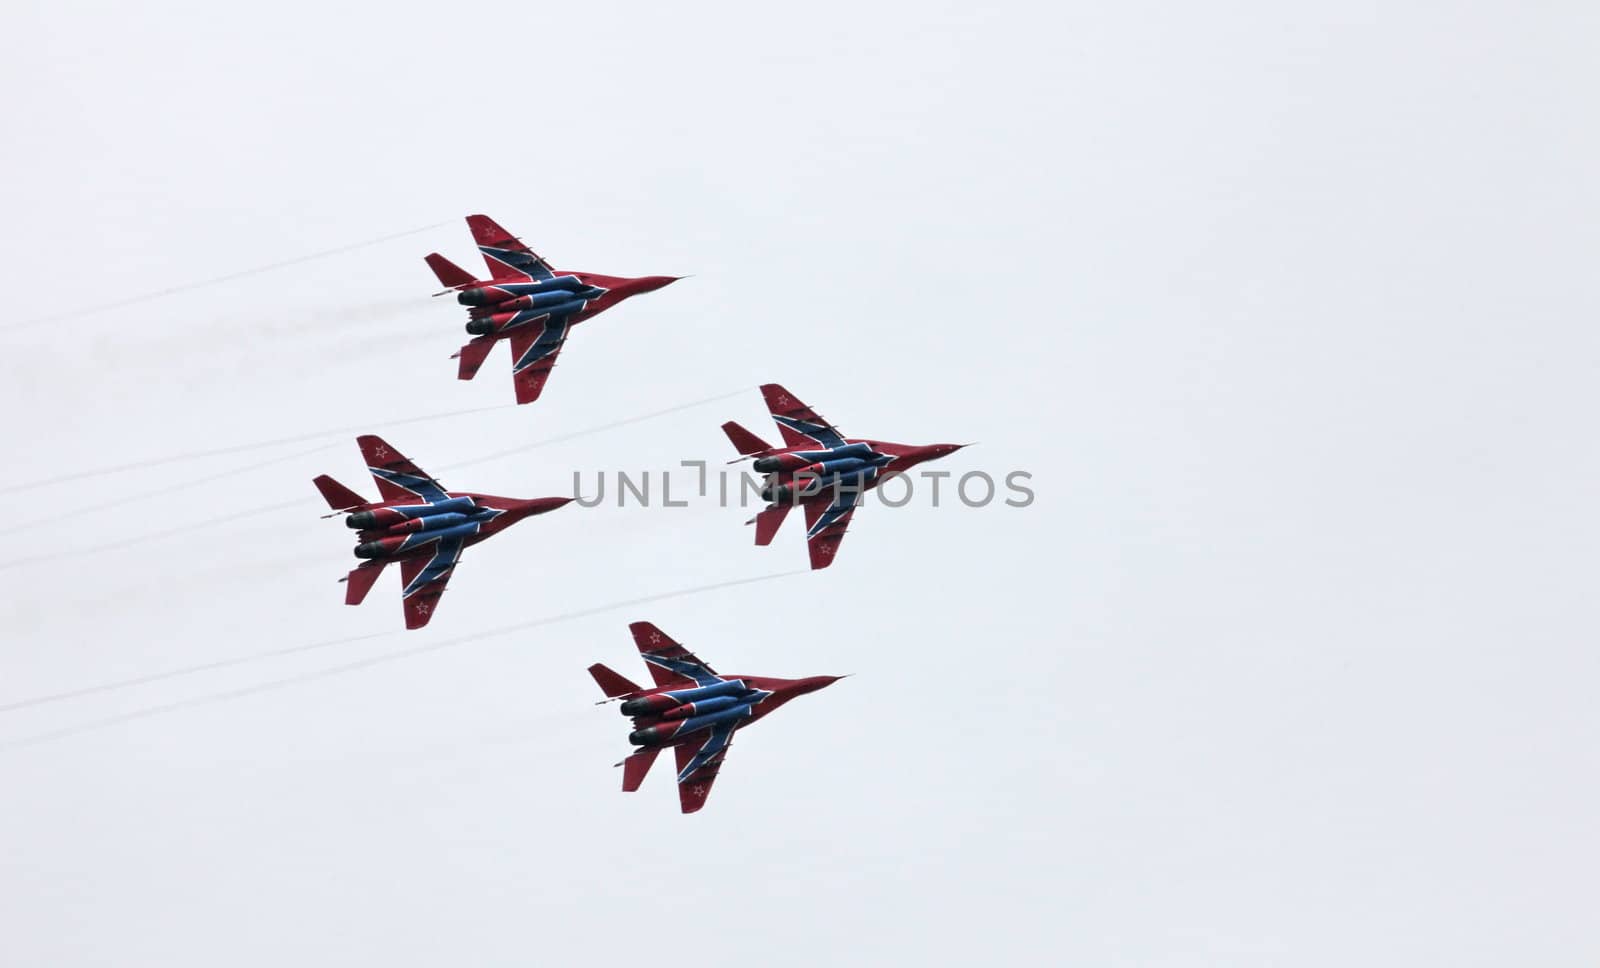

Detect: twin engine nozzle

[751,442,878,473]
[620,680,749,717]
[456,275,593,306]
[621,681,755,741]
[763,468,876,506]
[346,497,477,530]
[457,276,606,335]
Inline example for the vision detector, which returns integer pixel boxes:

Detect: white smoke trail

[0,388,749,496]
[0,571,804,750]
[0,221,452,334]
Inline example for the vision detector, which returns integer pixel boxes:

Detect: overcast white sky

[1,1,1597,965]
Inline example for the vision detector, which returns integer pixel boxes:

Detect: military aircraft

[424,214,679,405]
[721,383,967,569]
[313,435,572,629]
[589,621,843,814]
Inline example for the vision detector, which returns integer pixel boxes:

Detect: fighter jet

[589,621,843,814]
[721,383,967,569]
[424,214,679,405]
[313,434,572,629]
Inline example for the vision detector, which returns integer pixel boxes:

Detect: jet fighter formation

[302,213,970,811]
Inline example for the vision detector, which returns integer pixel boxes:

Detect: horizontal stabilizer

[721,420,773,457]
[589,662,642,699]
[343,560,386,606]
[621,747,660,792]
[753,504,791,546]
[314,474,368,512]
[425,252,477,290]
[457,337,496,381]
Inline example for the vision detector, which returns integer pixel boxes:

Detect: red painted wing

[760,383,846,449]
[673,735,730,814]
[356,435,445,504]
[508,328,566,405]
[467,214,553,283]
[802,492,859,570]
[629,621,718,688]
[398,541,462,630]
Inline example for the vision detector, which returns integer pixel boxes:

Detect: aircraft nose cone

[923,443,967,460]
[632,275,681,295]
[794,675,846,696]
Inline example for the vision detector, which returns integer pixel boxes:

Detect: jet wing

[761,383,847,449]
[673,721,735,814]
[629,621,722,688]
[467,214,555,283]
[507,314,573,405]
[801,484,864,570]
[398,536,464,630]
[357,435,450,504]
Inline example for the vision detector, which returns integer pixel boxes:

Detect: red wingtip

[628,621,682,656]
[404,596,438,630]
[356,435,403,469]
[760,383,805,416]
[466,214,520,249]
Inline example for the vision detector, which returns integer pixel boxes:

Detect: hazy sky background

[1,2,1596,965]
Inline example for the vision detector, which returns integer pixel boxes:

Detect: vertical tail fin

[314,474,368,512]
[425,253,477,290]
[588,663,643,699]
[722,420,774,457]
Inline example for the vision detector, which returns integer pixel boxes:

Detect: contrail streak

[0,388,749,496]
[0,389,753,568]
[0,500,304,572]
[0,221,452,334]
[0,404,511,495]
[443,388,751,471]
[10,442,343,532]
[0,572,804,751]
[0,631,393,714]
